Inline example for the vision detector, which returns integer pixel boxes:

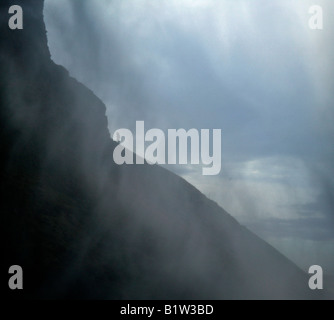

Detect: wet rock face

[0,0,327,300]
[1,0,115,299]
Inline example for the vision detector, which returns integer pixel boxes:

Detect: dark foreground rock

[0,0,328,299]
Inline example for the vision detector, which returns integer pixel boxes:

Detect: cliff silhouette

[0,0,326,299]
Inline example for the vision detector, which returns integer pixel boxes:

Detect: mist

[44,0,334,276]
[1,0,333,300]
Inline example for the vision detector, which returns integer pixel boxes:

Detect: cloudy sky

[44,0,334,274]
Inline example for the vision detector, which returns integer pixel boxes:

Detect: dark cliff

[0,0,325,299]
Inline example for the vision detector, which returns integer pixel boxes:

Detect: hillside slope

[0,0,326,299]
